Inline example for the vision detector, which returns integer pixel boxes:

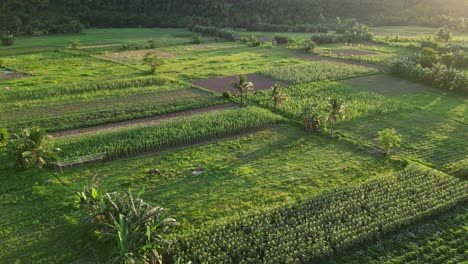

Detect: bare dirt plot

[293,53,389,72]
[51,103,238,139]
[192,74,287,94]
[328,49,381,56]
[97,49,174,64]
[0,69,28,81]
[340,74,433,96]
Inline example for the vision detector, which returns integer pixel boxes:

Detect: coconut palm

[327,98,346,136]
[271,82,288,110]
[231,75,254,106]
[7,126,60,169]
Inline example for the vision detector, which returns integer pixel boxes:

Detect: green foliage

[301,105,328,133]
[0,128,9,147]
[0,76,169,102]
[326,205,467,263]
[270,82,288,110]
[7,126,60,169]
[273,34,293,46]
[436,26,453,42]
[78,182,177,264]
[231,75,254,106]
[259,61,376,84]
[1,32,15,46]
[417,47,439,67]
[240,36,262,47]
[327,98,346,135]
[191,25,239,41]
[301,40,316,53]
[70,39,80,49]
[392,59,468,93]
[251,81,404,122]
[174,164,467,263]
[376,128,402,154]
[55,107,282,160]
[143,52,165,74]
[191,34,202,44]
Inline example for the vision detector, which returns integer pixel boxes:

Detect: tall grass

[55,107,282,160]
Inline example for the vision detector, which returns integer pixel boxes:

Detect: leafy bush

[273,34,293,46]
[7,127,60,169]
[78,183,177,264]
[191,25,239,41]
[436,26,453,42]
[301,40,316,53]
[1,32,15,46]
[392,59,468,94]
[376,128,402,154]
[174,164,467,263]
[240,36,262,47]
[55,107,282,160]
[147,39,156,48]
[143,52,165,74]
[0,128,9,147]
[191,34,202,44]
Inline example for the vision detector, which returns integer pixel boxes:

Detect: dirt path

[51,103,238,139]
[293,53,390,72]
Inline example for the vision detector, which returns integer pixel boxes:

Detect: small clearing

[192,74,286,94]
[292,53,389,72]
[51,103,238,139]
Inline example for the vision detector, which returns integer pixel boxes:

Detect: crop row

[0,75,170,102]
[259,61,376,85]
[174,164,467,263]
[251,81,407,120]
[55,106,282,160]
[4,94,224,132]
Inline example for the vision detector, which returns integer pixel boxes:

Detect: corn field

[0,76,170,102]
[55,107,282,160]
[174,164,467,263]
[259,61,376,84]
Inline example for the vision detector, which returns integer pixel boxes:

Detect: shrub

[191,25,238,41]
[147,39,156,48]
[191,34,202,44]
[143,52,165,74]
[70,39,80,49]
[417,47,439,67]
[376,128,402,155]
[77,183,177,264]
[436,26,453,42]
[1,32,15,46]
[0,128,9,147]
[222,91,232,99]
[301,40,316,53]
[7,127,60,169]
[273,34,293,46]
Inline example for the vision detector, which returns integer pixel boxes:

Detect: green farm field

[0,25,467,264]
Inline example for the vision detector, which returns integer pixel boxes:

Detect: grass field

[0,27,467,263]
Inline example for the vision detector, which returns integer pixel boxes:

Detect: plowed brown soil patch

[192,74,287,94]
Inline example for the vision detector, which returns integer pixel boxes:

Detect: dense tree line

[1,0,467,35]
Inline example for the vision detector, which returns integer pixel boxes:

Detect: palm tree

[231,75,254,106]
[7,126,60,169]
[271,82,288,110]
[327,98,346,136]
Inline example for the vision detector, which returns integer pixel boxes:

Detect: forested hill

[1,0,467,34]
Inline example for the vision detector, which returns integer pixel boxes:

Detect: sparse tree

[231,75,254,106]
[377,128,401,155]
[7,126,60,169]
[0,128,9,147]
[436,26,453,42]
[271,82,288,109]
[143,52,165,74]
[327,98,346,136]
[301,105,327,133]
